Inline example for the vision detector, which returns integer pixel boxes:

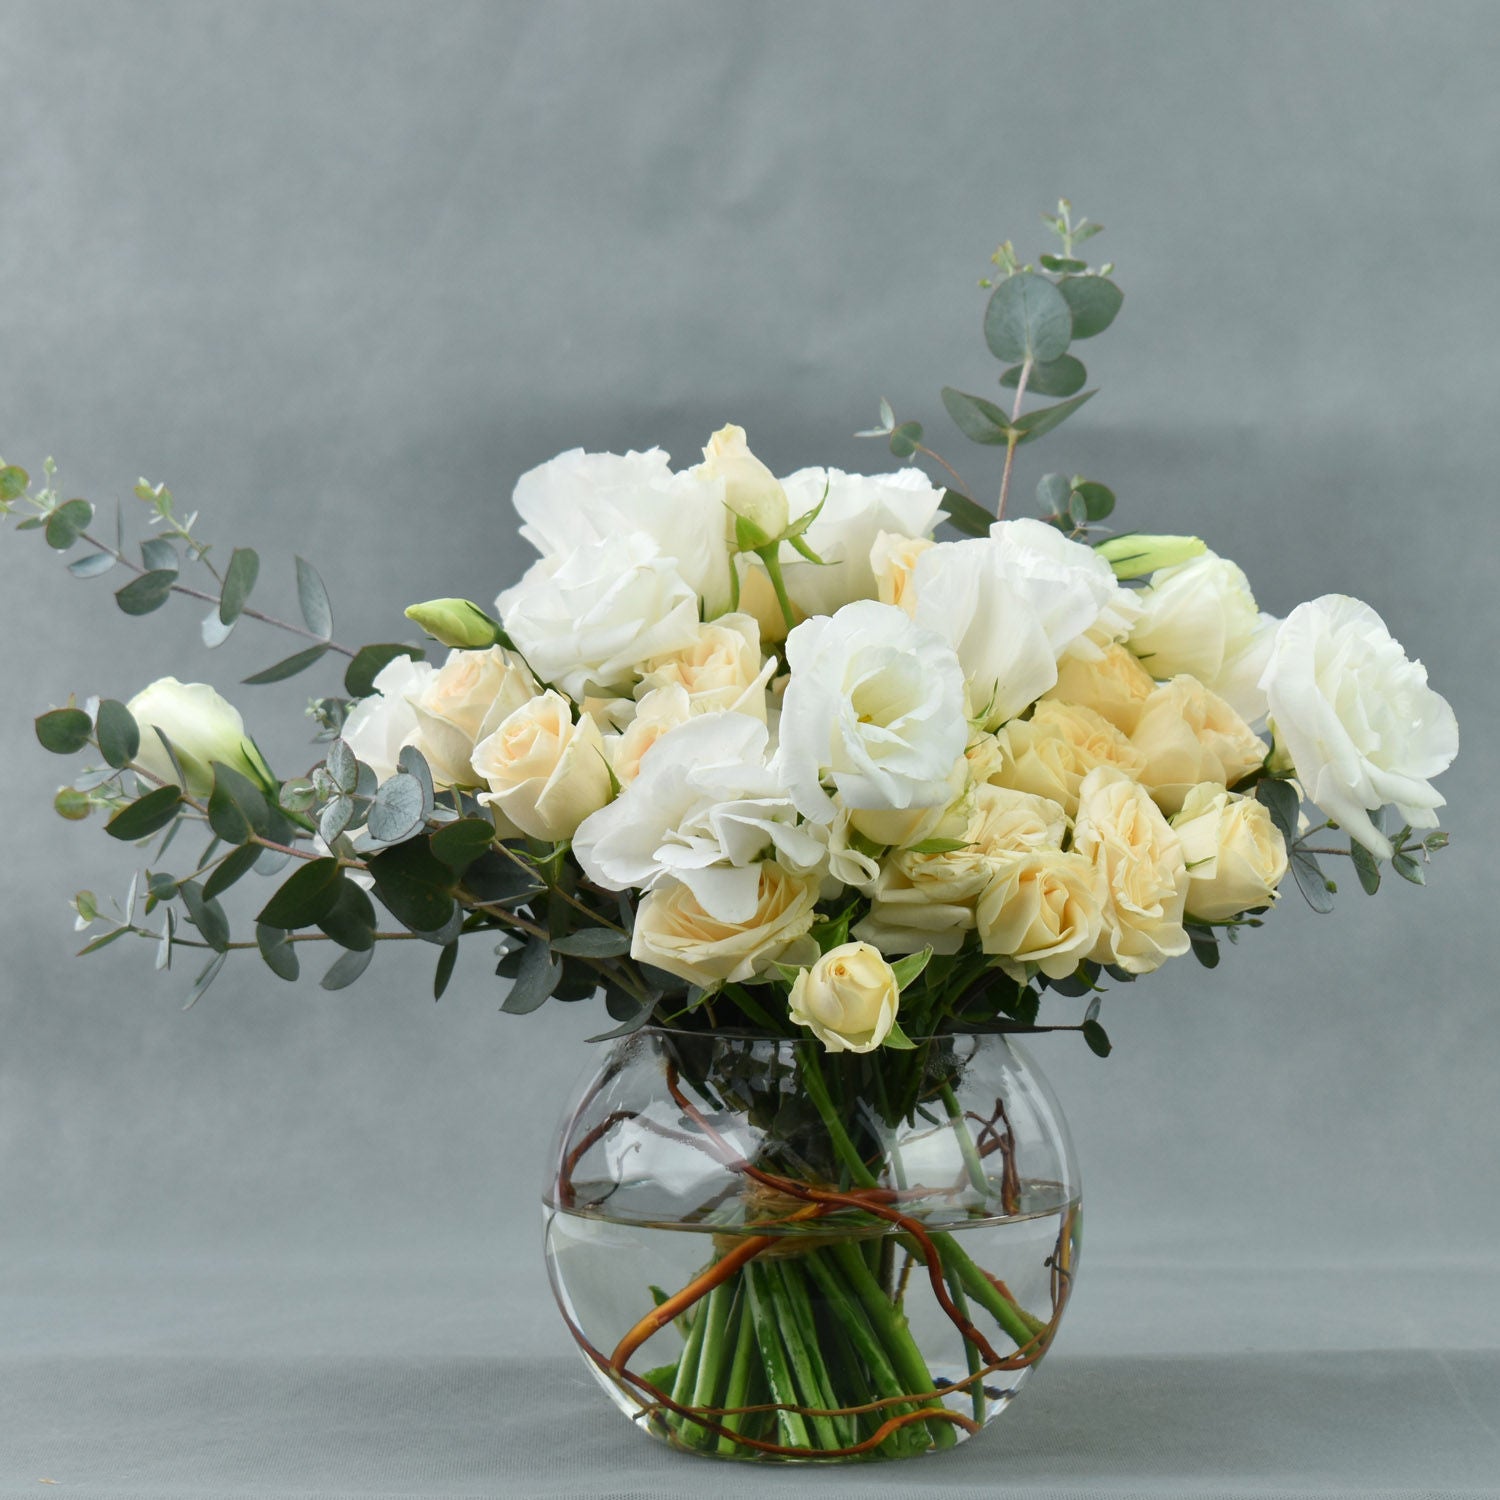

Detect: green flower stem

[744,1262,813,1451]
[922,1230,1046,1346]
[803,1249,927,1459]
[756,545,799,634]
[715,1283,758,1455]
[801,1048,880,1191]
[939,1080,989,1197]
[684,1276,736,1450]
[827,1240,957,1450]
[763,1259,852,1451]
[666,1272,712,1446]
[942,1264,986,1425]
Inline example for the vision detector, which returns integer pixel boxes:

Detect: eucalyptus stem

[995,355,1032,521]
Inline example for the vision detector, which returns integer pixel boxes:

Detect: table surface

[5,1252,1498,1499]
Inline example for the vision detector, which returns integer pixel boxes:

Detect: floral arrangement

[6,205,1459,1461]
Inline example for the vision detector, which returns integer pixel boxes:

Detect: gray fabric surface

[2,2,1499,1495]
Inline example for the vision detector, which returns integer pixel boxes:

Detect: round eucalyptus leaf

[984,273,1073,364]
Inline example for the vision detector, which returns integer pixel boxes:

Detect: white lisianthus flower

[1130,675,1268,816]
[511,446,734,615]
[497,532,701,700]
[472,690,613,842]
[574,712,822,923]
[1259,595,1458,858]
[127,678,273,798]
[1172,783,1289,922]
[635,614,775,721]
[405,647,538,789]
[1127,550,1277,723]
[630,862,820,987]
[342,655,434,785]
[777,468,946,617]
[788,942,901,1054]
[773,600,967,825]
[1072,766,1190,975]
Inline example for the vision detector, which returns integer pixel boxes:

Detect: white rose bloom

[908,522,1119,729]
[774,600,967,824]
[127,678,274,798]
[405,646,537,789]
[574,711,822,923]
[511,446,734,615]
[497,532,701,700]
[870,531,934,615]
[341,655,434,785]
[472,690,612,842]
[1259,595,1458,858]
[788,943,901,1054]
[635,613,776,721]
[777,468,946,617]
[1127,550,1277,722]
[699,424,789,542]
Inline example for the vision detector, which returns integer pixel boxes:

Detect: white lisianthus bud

[403,598,503,650]
[699,424,789,544]
[1172,783,1289,922]
[1072,766,1190,975]
[127,678,273,798]
[1259,595,1458,860]
[406,647,538,789]
[788,942,901,1054]
[1095,533,1207,579]
[630,862,820,987]
[472,690,612,842]
[1130,675,1268,816]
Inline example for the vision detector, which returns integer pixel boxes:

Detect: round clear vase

[543,1026,1080,1463]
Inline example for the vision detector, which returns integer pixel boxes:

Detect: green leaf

[882,1020,918,1050]
[1290,848,1336,914]
[77,925,134,957]
[203,843,263,902]
[397,746,436,820]
[1188,932,1220,969]
[325,739,358,795]
[105,785,182,841]
[68,551,116,578]
[219,547,260,626]
[939,488,997,538]
[501,937,563,1014]
[256,923,299,982]
[586,1000,653,1042]
[889,947,932,992]
[1012,390,1096,445]
[1038,254,1088,273]
[1349,840,1382,895]
[1074,480,1115,521]
[93,700,142,769]
[345,643,423,699]
[140,538,179,574]
[321,946,374,991]
[179,879,231,953]
[461,849,544,905]
[257,857,343,928]
[366,773,426,844]
[1000,353,1087,398]
[115,570,177,616]
[53,787,92,820]
[317,876,378,952]
[366,840,457,934]
[906,837,970,855]
[429,817,497,872]
[0,465,28,500]
[44,498,94,551]
[1391,850,1426,886]
[295,556,334,639]
[433,940,459,1000]
[1081,1018,1113,1057]
[1036,473,1071,516]
[549,928,631,959]
[1254,779,1300,843]
[1057,275,1124,339]
[35,707,94,755]
[242,643,329,685]
[984,272,1073,364]
[183,951,228,1009]
[207,763,270,844]
[941,387,1012,445]
[888,421,922,459]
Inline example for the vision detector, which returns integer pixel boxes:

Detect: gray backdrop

[2,3,1497,1496]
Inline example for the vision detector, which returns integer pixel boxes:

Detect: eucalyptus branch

[995,355,1032,522]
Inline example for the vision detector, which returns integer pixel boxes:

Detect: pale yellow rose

[1131,675,1268,815]
[1043,642,1158,736]
[1172,782,1289,922]
[788,942,900,1053]
[869,531,934,615]
[987,701,1148,817]
[635,613,774,720]
[976,850,1105,980]
[699,424,789,541]
[629,862,820,987]
[608,685,694,786]
[406,647,537,788]
[472,690,612,841]
[1072,766,1190,974]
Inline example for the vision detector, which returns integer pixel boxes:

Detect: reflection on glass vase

[543,1026,1080,1463]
